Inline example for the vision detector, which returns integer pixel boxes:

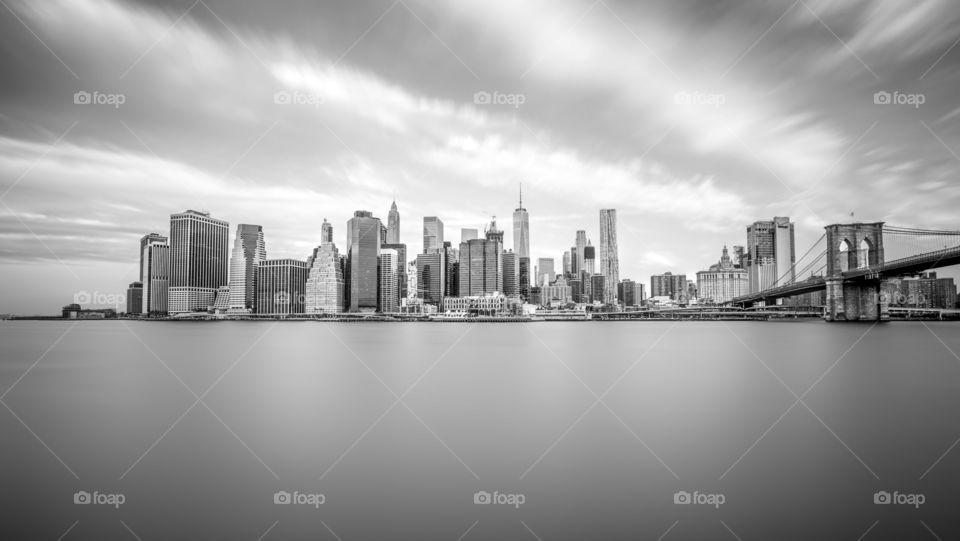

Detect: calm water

[1,320,959,540]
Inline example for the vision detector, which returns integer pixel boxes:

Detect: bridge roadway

[731,244,960,306]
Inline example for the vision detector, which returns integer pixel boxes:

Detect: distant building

[512,185,530,259]
[503,250,519,297]
[731,245,745,268]
[305,242,344,314]
[126,282,143,314]
[599,209,619,304]
[347,211,382,312]
[212,286,230,313]
[563,250,572,277]
[590,274,606,305]
[423,216,444,253]
[518,257,531,300]
[697,246,747,304]
[458,218,504,296]
[417,251,446,305]
[617,279,643,307]
[746,217,795,293]
[169,210,229,314]
[62,304,116,319]
[141,236,170,315]
[382,242,408,301]
[139,233,165,282]
[650,272,686,301]
[379,248,400,313]
[442,294,506,315]
[536,257,555,287]
[574,230,587,275]
[883,272,957,309]
[387,200,400,245]
[256,259,307,315]
[321,218,334,244]
[443,242,458,298]
[543,275,573,306]
[227,224,266,314]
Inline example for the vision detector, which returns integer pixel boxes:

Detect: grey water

[1,320,958,540]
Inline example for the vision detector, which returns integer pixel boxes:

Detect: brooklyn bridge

[730,222,960,321]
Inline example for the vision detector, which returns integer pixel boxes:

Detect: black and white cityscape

[2,1,960,539]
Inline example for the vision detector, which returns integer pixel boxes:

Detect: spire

[516,182,526,211]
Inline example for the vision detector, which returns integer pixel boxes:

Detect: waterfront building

[305,242,344,314]
[503,250,519,297]
[617,279,642,307]
[442,294,506,315]
[347,211,382,312]
[590,274,605,305]
[139,233,165,282]
[519,257,531,300]
[543,275,573,306]
[882,272,958,309]
[141,237,170,315]
[256,259,307,315]
[227,224,266,314]
[212,286,230,313]
[382,242,408,300]
[126,282,142,314]
[512,185,530,259]
[459,219,504,296]
[536,257,555,287]
[417,251,446,305]
[379,248,399,313]
[423,216,444,253]
[746,217,795,293]
[169,210,229,314]
[696,246,747,304]
[650,272,686,301]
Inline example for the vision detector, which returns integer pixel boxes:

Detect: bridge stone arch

[824,222,887,321]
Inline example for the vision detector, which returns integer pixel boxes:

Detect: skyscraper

[382,242,408,300]
[650,272,686,300]
[126,282,143,314]
[746,217,796,293]
[697,246,747,304]
[387,200,400,244]
[256,259,307,315]
[321,218,333,244]
[227,224,265,314]
[503,249,518,297]
[141,235,169,315]
[512,184,530,259]
[574,230,587,275]
[423,216,444,253]
[459,218,504,296]
[139,233,165,282]
[599,209,619,304]
[379,248,399,313]
[347,211,382,312]
[417,251,446,305]
[519,257,530,300]
[583,243,596,275]
[305,242,344,314]
[169,210,229,314]
[563,251,571,276]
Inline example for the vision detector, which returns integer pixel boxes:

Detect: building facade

[459,226,503,296]
[126,282,143,314]
[503,250,519,297]
[417,251,446,305]
[387,200,400,245]
[347,211,382,312]
[256,259,307,315]
[746,217,795,293]
[536,257,555,287]
[423,216,444,253]
[305,242,344,314]
[650,272,687,301]
[141,237,170,315]
[227,224,266,314]
[696,246,747,304]
[379,248,399,313]
[169,210,229,314]
[512,186,530,260]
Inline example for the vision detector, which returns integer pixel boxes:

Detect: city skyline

[3,0,960,314]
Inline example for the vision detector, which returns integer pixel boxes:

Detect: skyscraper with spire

[512,184,529,259]
[387,200,400,244]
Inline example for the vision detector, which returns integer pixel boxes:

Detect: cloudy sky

[1,0,959,313]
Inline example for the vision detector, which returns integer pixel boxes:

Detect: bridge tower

[824,222,888,321]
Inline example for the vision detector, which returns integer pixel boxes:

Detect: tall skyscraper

[387,200,400,244]
[444,242,458,297]
[347,211,382,312]
[563,251,571,276]
[503,249,519,297]
[141,235,169,315]
[461,228,478,242]
[169,210,229,314]
[519,257,530,300]
[227,224,266,314]
[459,218,504,296]
[512,184,530,259]
[379,248,399,313]
[583,243,596,275]
[423,216,444,253]
[256,259,307,315]
[305,242,344,314]
[321,218,333,244]
[417,251,446,305]
[536,257,555,286]
[746,217,796,293]
[139,233,165,282]
[382,242,408,300]
[574,230,587,276]
[599,209,619,304]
